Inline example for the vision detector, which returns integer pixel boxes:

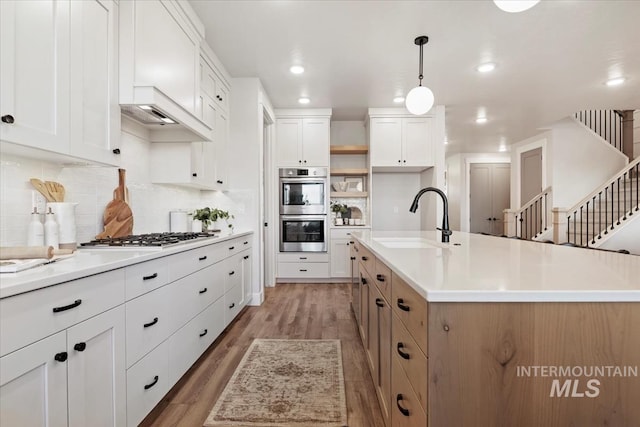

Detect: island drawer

[0,269,125,357]
[392,311,428,413]
[374,259,392,302]
[358,244,375,276]
[125,258,169,300]
[392,356,427,427]
[391,272,428,356]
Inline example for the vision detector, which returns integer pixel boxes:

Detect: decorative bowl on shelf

[332,182,349,192]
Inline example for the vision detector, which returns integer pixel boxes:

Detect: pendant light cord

[418,43,424,86]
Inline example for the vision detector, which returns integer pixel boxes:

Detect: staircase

[557,157,640,248]
[503,187,552,240]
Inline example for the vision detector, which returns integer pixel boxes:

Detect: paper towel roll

[170,211,189,232]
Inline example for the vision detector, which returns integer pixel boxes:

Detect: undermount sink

[373,237,439,249]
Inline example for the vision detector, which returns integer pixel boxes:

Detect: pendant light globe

[406,85,434,115]
[493,0,540,13]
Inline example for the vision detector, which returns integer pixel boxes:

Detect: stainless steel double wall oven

[279,168,328,252]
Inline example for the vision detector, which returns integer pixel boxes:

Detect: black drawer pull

[397,298,411,312]
[361,256,368,261]
[229,271,235,276]
[299,257,307,260]
[396,394,410,416]
[199,256,207,261]
[144,376,159,390]
[199,288,208,294]
[112,148,121,154]
[244,241,248,245]
[229,302,235,309]
[397,342,410,360]
[243,255,249,259]
[360,277,367,285]
[229,246,235,250]
[300,269,307,272]
[376,274,385,282]
[217,180,223,184]
[192,173,197,177]
[199,329,208,337]
[1,114,15,124]
[74,342,87,352]
[54,352,67,362]
[350,241,354,244]
[53,299,82,313]
[350,256,356,260]
[143,273,158,281]
[143,317,159,328]
[375,298,384,308]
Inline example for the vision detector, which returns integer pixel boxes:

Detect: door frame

[513,138,548,208]
[259,100,276,296]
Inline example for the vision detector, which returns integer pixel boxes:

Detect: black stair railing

[515,187,552,240]
[566,158,640,247]
[575,110,624,153]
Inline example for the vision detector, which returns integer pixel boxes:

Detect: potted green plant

[209,208,234,231]
[330,201,349,225]
[190,207,212,231]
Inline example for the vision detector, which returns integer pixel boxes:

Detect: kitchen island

[352,230,640,427]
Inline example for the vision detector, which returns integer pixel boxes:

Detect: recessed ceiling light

[139,105,152,110]
[443,138,448,145]
[606,77,625,87]
[298,97,310,104]
[290,65,305,74]
[393,96,405,103]
[499,145,507,152]
[476,62,496,73]
[476,117,487,124]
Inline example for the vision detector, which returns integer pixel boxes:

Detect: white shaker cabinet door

[0,0,70,153]
[276,119,303,166]
[403,117,433,167]
[67,305,126,427]
[370,118,402,167]
[330,238,351,278]
[241,250,252,306]
[301,118,330,167]
[0,331,68,427]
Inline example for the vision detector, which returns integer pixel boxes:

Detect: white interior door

[520,147,542,206]
[470,163,511,235]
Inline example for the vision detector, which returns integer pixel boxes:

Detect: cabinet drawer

[222,237,245,258]
[277,262,329,278]
[224,255,242,293]
[391,273,428,356]
[392,312,428,412]
[168,297,225,386]
[224,283,243,326]
[391,356,427,427]
[0,269,125,357]
[277,252,329,263]
[167,262,225,335]
[374,258,392,302]
[125,286,170,368]
[358,244,375,276]
[168,244,226,282]
[125,258,169,300]
[330,227,360,240]
[126,340,169,427]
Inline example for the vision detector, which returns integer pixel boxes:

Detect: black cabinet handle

[300,269,307,272]
[397,342,410,360]
[143,273,158,281]
[303,160,307,163]
[112,148,121,154]
[199,329,208,337]
[199,256,207,261]
[229,246,235,250]
[396,394,410,416]
[74,342,87,352]
[299,257,307,260]
[143,317,159,328]
[350,256,356,260]
[1,114,15,124]
[229,302,235,309]
[54,352,68,362]
[217,180,223,184]
[375,298,384,308]
[298,160,302,164]
[360,276,367,285]
[397,298,411,312]
[243,255,249,260]
[376,274,385,282]
[229,271,235,276]
[144,375,159,390]
[199,288,207,294]
[361,256,368,261]
[192,173,198,177]
[244,241,248,245]
[403,160,407,163]
[53,299,82,313]
[398,160,401,163]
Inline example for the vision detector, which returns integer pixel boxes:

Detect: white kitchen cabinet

[369,115,434,170]
[241,250,252,306]
[0,0,119,166]
[126,340,169,427]
[67,305,126,427]
[212,108,230,189]
[0,332,68,427]
[275,111,332,167]
[330,238,351,278]
[149,141,216,190]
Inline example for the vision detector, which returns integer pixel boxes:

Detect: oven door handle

[279,178,327,185]
[280,215,328,221]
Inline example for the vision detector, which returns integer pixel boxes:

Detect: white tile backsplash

[0,127,242,246]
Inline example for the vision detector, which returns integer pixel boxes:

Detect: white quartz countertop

[353,230,640,302]
[0,231,252,299]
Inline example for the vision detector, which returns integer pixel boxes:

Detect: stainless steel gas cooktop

[79,232,218,250]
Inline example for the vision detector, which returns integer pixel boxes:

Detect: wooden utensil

[96,169,134,238]
[30,178,54,202]
[0,246,74,260]
[45,181,65,202]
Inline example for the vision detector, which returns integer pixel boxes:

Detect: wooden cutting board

[97,169,133,239]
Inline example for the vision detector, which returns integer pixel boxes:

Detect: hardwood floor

[140,283,384,427]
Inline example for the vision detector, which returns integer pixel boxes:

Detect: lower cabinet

[0,305,126,427]
[391,356,427,427]
[126,341,169,427]
[367,274,391,425]
[241,249,252,306]
[277,252,330,280]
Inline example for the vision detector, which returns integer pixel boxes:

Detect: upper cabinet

[119,0,212,142]
[0,0,120,166]
[275,110,332,167]
[368,108,442,171]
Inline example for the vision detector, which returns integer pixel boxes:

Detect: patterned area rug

[204,339,347,427]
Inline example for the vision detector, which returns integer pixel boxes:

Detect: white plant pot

[191,219,203,232]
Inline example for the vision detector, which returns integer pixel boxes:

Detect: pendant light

[493,0,540,13]
[405,36,435,115]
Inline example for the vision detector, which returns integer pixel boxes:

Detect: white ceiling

[190,0,640,154]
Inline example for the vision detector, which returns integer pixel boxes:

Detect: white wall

[550,118,627,208]
[371,173,421,231]
[634,110,640,159]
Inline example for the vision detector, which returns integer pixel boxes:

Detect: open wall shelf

[330,168,368,176]
[330,145,369,155]
[330,191,369,198]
